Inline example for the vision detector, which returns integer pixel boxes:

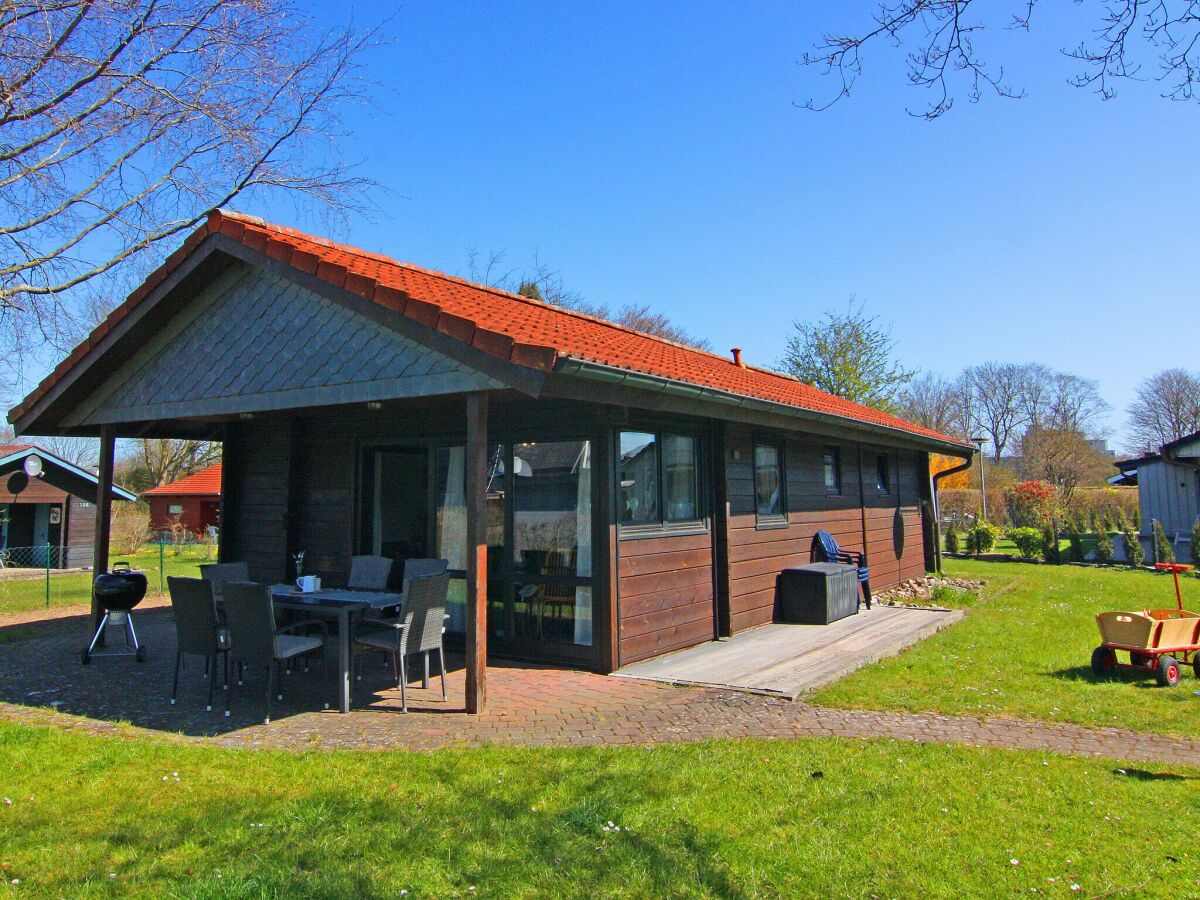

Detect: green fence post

[159,536,166,596]
[45,541,51,608]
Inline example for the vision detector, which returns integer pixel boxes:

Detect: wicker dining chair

[167,576,230,712]
[353,573,450,712]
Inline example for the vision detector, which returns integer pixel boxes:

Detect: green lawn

[0,544,216,614]
[815,559,1200,737]
[0,721,1198,897]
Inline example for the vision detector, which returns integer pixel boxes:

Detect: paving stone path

[2,605,1199,767]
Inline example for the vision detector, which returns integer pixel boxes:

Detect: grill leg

[86,613,110,656]
[171,650,181,705]
[125,613,140,651]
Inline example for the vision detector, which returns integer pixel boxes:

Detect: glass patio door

[435,439,595,664]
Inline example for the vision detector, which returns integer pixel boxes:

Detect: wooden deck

[613,605,965,698]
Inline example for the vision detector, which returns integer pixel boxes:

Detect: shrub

[1101,511,1113,534]
[1005,480,1059,528]
[1094,529,1114,565]
[1115,509,1128,533]
[1123,531,1144,568]
[965,520,999,555]
[110,502,152,556]
[944,523,960,554]
[1152,520,1175,564]
[1193,518,1200,567]
[1008,527,1042,559]
[1068,532,1084,562]
[1042,525,1060,564]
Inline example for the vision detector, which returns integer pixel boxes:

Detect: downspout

[930,453,975,573]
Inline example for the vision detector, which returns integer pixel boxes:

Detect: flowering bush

[1005,480,1059,528]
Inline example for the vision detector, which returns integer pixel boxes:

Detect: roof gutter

[556,358,974,456]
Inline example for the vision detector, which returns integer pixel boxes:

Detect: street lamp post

[971,436,988,522]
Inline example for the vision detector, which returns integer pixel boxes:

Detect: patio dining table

[270,585,404,713]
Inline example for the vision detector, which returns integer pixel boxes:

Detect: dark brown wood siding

[66,496,96,568]
[721,426,927,633]
[617,530,715,665]
[221,419,291,583]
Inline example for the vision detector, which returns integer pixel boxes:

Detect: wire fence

[0,541,219,614]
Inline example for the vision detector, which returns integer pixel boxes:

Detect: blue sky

[244,1,1200,452]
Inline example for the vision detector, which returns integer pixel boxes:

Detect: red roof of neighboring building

[143,463,222,497]
[11,210,971,449]
[0,445,35,457]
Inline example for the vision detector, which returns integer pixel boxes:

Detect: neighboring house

[1114,430,1200,563]
[0,444,136,568]
[7,210,972,681]
[143,462,222,536]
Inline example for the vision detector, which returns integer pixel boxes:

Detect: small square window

[875,454,890,493]
[754,443,785,522]
[167,503,184,516]
[823,448,842,494]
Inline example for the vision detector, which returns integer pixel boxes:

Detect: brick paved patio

[3,605,1200,767]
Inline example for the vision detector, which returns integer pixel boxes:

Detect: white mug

[295,575,321,593]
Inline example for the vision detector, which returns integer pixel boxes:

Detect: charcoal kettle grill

[81,562,148,664]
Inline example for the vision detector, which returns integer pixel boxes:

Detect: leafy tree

[1123,531,1144,568]
[1094,529,1114,565]
[1153,520,1175,564]
[1127,370,1200,453]
[778,301,914,411]
[0,0,373,362]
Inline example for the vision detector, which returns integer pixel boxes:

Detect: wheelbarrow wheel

[1194,657,1200,680]
[1091,646,1117,676]
[1155,656,1182,687]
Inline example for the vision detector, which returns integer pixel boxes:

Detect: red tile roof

[12,210,969,449]
[143,463,222,497]
[0,445,35,458]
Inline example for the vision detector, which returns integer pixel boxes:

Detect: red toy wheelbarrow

[1091,563,1199,687]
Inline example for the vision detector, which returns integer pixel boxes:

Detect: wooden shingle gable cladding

[62,263,507,428]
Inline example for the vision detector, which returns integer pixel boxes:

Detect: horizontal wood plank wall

[290,429,356,587]
[723,427,925,633]
[66,497,95,568]
[222,419,291,583]
[618,530,715,665]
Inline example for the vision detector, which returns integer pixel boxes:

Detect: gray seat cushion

[276,634,323,659]
[356,628,404,651]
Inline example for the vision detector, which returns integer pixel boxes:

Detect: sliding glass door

[432,438,596,663]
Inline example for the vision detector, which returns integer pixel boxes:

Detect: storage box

[777,563,859,625]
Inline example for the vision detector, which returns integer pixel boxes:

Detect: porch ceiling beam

[465,391,488,714]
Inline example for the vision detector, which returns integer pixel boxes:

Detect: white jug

[295,575,321,593]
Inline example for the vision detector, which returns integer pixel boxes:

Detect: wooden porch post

[91,425,116,635]
[465,392,488,713]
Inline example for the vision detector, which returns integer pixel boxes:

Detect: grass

[815,559,1200,737]
[0,721,1198,897]
[0,544,216,614]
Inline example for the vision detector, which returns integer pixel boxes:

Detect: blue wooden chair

[810,530,872,609]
